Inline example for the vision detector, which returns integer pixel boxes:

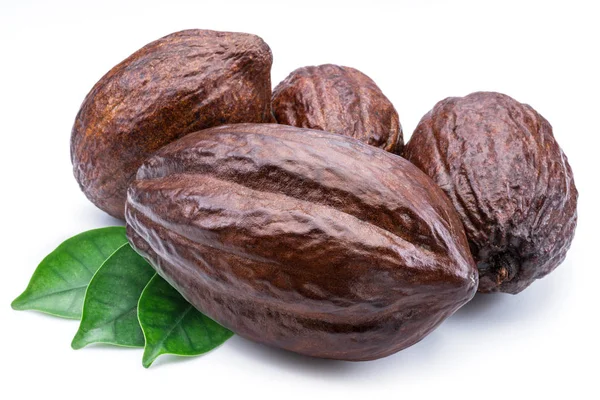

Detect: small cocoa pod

[272,64,403,154]
[404,92,578,294]
[71,29,274,220]
[126,123,477,361]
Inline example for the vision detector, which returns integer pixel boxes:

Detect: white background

[1,0,598,398]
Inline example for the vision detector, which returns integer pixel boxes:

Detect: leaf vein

[152,305,194,352]
[19,285,87,303]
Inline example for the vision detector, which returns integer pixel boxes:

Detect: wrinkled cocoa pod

[126,123,477,361]
[404,92,578,294]
[71,29,274,219]
[272,64,403,154]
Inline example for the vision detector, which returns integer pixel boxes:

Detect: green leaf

[138,275,234,368]
[71,244,156,349]
[11,227,128,319]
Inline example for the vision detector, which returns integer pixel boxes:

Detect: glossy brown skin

[126,123,477,361]
[404,92,578,294]
[272,64,403,154]
[71,29,274,220]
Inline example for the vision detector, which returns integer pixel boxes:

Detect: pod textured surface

[272,64,403,154]
[404,92,578,294]
[71,29,274,219]
[126,123,477,360]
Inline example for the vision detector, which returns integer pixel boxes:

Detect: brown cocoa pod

[126,123,477,361]
[404,92,578,294]
[71,29,274,220]
[272,64,403,154]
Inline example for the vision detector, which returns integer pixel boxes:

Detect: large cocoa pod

[126,123,477,361]
[272,64,403,154]
[71,29,273,220]
[404,92,578,294]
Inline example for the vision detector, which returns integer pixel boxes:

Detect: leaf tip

[142,357,154,369]
[11,294,28,311]
[142,349,160,369]
[71,333,88,350]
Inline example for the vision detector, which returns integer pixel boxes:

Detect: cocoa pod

[126,123,477,361]
[272,64,403,154]
[404,92,578,294]
[71,29,274,220]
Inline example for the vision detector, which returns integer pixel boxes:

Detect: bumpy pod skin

[126,123,477,361]
[404,92,578,294]
[71,29,274,220]
[272,64,403,154]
